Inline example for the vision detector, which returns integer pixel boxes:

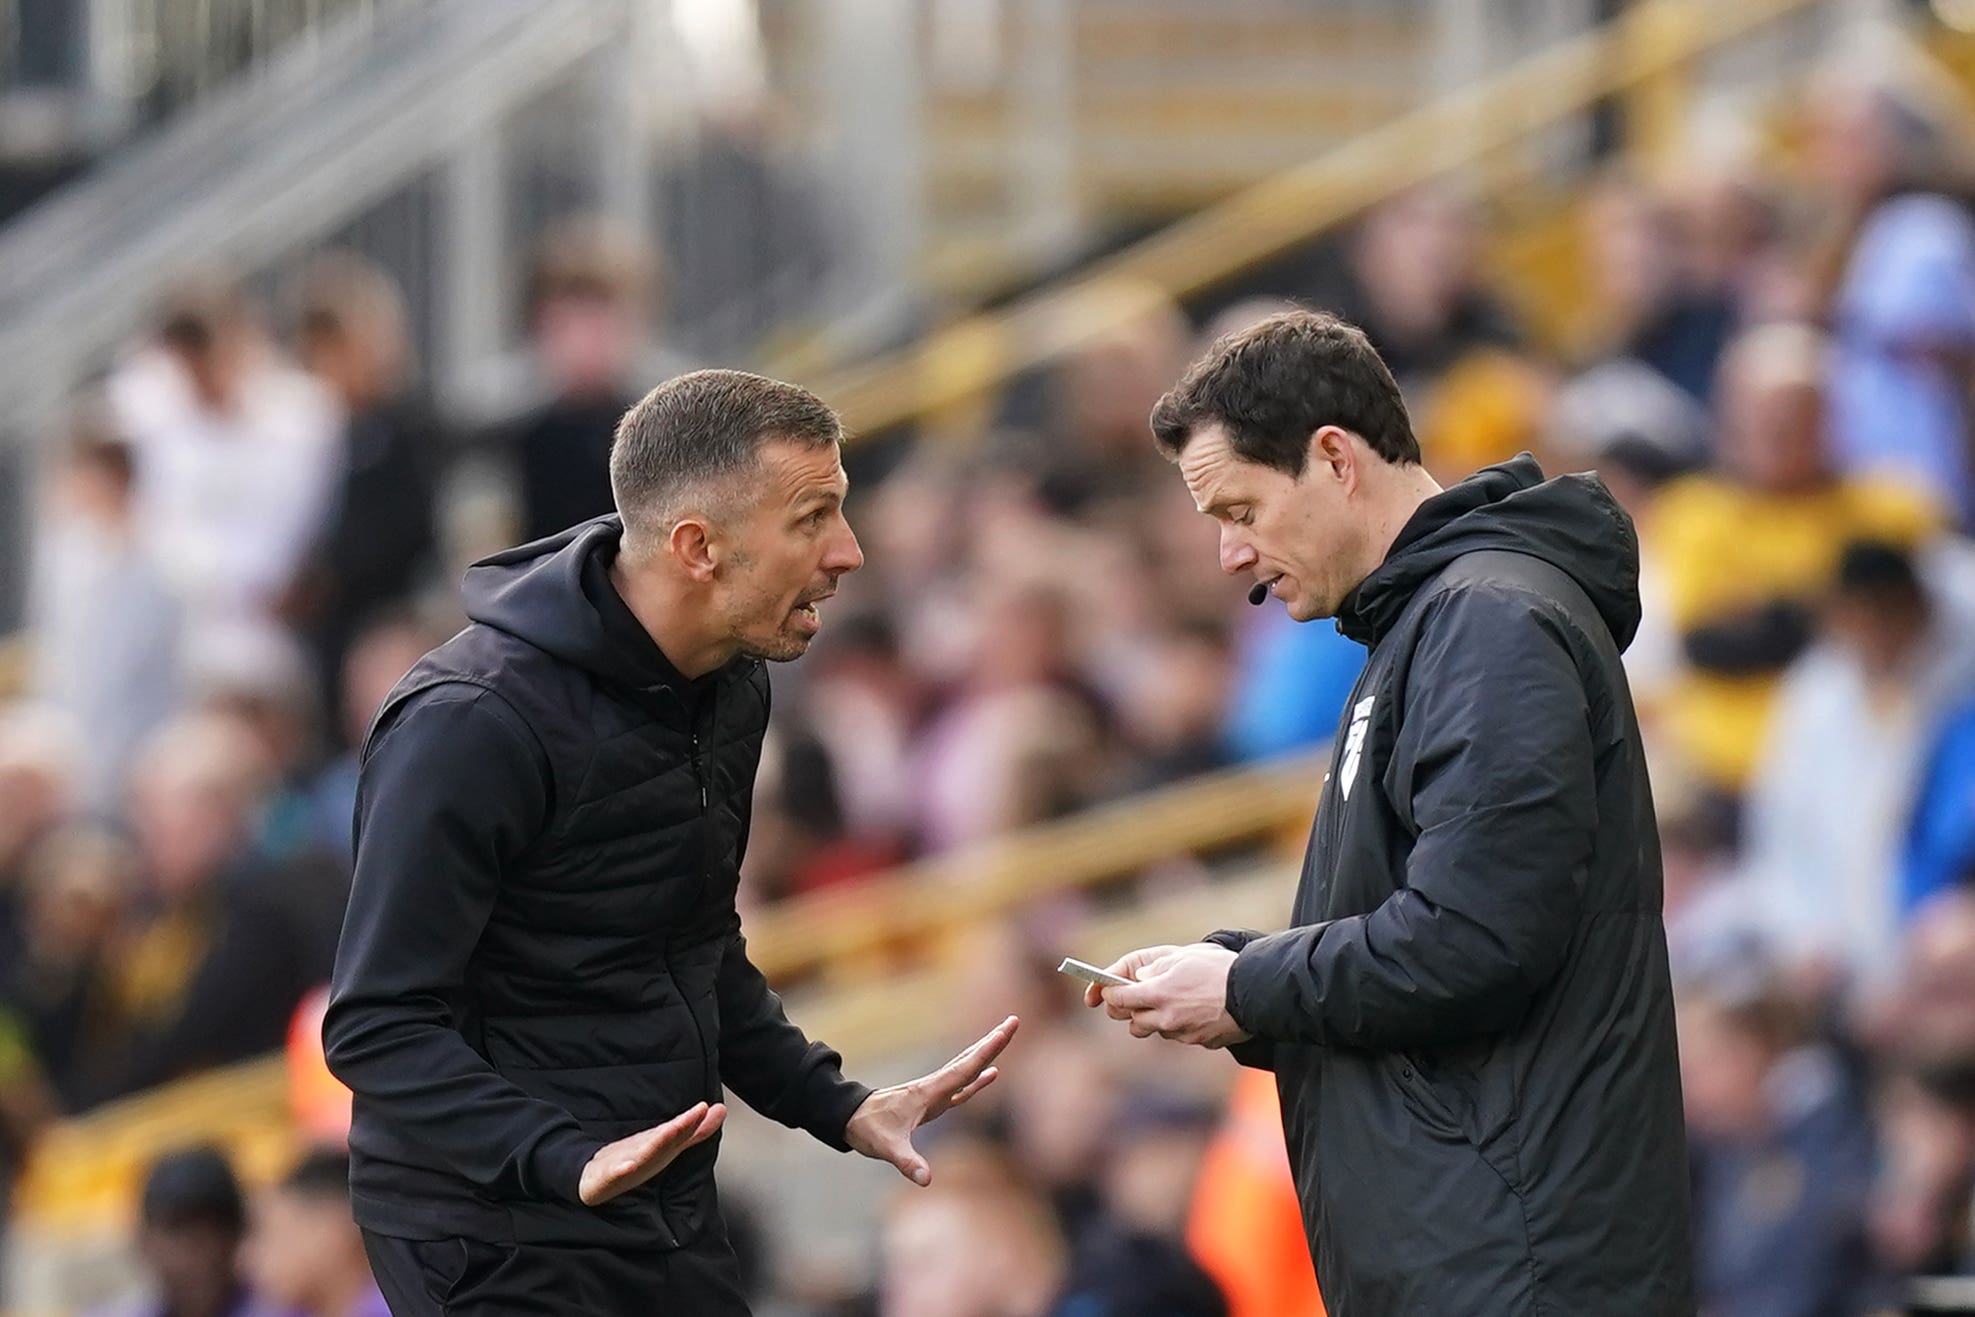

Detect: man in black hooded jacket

[324,369,1016,1314]
[1089,311,1694,1315]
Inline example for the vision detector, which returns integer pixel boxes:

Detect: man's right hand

[578,1102,727,1207]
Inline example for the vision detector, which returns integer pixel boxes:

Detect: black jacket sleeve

[1226,587,1597,1051]
[715,920,873,1150]
[322,684,602,1204]
[1203,929,1278,1072]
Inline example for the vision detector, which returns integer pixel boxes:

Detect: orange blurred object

[287,983,352,1143]
[1186,1069,1325,1317]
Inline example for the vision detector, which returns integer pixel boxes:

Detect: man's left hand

[1097,944,1251,1048]
[845,1015,1018,1185]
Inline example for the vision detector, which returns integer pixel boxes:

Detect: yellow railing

[813,0,1824,441]
[748,751,1321,982]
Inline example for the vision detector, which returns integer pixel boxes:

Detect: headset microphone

[1248,582,1268,606]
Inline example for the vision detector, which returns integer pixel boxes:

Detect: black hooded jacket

[1212,456,1695,1315]
[323,517,870,1250]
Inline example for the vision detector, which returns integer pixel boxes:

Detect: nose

[1219,524,1257,577]
[825,515,865,576]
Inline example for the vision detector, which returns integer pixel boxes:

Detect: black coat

[1214,456,1695,1315]
[324,517,870,1251]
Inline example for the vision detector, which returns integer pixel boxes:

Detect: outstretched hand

[846,1015,1019,1186]
[579,1101,727,1207]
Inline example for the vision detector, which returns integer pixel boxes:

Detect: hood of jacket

[461,515,717,704]
[1336,453,1641,651]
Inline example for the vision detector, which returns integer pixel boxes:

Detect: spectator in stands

[1678,952,1885,1317]
[1323,184,1523,400]
[507,217,664,542]
[1871,893,1975,1277]
[1028,281,1192,505]
[1545,356,1709,732]
[910,581,1109,852]
[877,1139,1226,1317]
[1651,322,1940,796]
[798,610,925,858]
[1741,540,1975,999]
[286,251,441,730]
[1322,184,1541,482]
[5,825,130,1111]
[105,273,343,633]
[739,725,898,906]
[996,1022,1121,1246]
[1111,620,1233,792]
[0,702,82,975]
[1186,1071,1324,1317]
[97,711,327,1102]
[95,1145,284,1317]
[182,620,327,865]
[1906,691,1975,921]
[1808,71,1975,528]
[26,408,183,809]
[878,1150,1069,1317]
[1666,158,1794,327]
[303,613,443,864]
[179,623,354,977]
[241,1147,387,1317]
[1581,168,1738,407]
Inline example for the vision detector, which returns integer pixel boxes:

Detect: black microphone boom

[1248,582,1268,606]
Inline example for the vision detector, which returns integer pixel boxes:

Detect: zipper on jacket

[691,729,707,811]
[686,691,720,1112]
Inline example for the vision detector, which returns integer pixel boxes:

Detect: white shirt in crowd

[106,344,343,630]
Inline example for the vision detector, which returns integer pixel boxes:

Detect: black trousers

[361,1226,751,1316]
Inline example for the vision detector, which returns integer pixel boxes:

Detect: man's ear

[1307,425,1359,488]
[667,516,719,583]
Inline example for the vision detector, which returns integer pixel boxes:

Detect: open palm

[845,1015,1019,1185]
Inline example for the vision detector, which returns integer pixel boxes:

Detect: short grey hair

[609,369,842,531]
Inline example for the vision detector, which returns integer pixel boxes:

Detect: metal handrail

[0,0,625,423]
[813,0,1825,442]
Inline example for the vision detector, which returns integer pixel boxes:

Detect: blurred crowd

[15,48,1975,1317]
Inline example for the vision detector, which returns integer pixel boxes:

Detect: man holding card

[1087,312,1692,1315]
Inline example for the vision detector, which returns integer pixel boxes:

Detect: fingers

[886,1136,932,1187]
[643,1101,711,1151]
[944,1065,998,1110]
[1104,945,1178,980]
[582,1101,721,1206]
[686,1102,727,1148]
[930,1016,1018,1094]
[1084,946,1181,1013]
[1100,978,1161,1012]
[623,1101,719,1167]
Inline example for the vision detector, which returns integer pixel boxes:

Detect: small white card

[1057,956,1132,988]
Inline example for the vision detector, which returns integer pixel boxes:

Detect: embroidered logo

[1339,695,1375,800]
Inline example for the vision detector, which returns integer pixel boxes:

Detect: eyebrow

[1199,496,1247,518]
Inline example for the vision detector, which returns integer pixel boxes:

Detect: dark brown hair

[1149,309,1419,473]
